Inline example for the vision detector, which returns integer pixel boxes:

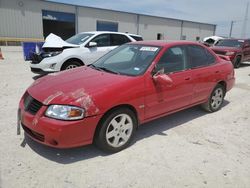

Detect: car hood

[42,33,79,49]
[203,36,224,42]
[27,67,132,116]
[211,46,240,52]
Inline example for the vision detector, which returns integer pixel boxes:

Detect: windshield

[66,33,94,45]
[91,44,161,76]
[215,39,244,48]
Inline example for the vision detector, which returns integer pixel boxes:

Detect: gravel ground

[0,46,250,188]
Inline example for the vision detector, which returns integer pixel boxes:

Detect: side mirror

[87,42,97,48]
[153,71,173,87]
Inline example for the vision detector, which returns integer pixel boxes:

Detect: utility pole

[241,2,249,38]
[229,21,234,38]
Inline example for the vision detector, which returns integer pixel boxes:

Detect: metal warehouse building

[0,0,216,44]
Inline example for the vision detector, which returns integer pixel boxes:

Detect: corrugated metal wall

[77,6,138,34]
[0,0,216,41]
[0,0,75,39]
[138,15,183,40]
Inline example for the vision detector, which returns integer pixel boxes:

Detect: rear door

[186,45,218,104]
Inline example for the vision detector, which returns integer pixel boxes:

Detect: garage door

[42,10,75,40]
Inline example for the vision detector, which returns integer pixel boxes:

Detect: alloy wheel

[211,87,224,110]
[105,114,133,148]
[66,64,78,69]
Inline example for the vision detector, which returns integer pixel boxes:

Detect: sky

[49,0,250,38]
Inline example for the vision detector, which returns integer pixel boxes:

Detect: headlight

[225,51,235,56]
[45,105,85,120]
[41,51,62,58]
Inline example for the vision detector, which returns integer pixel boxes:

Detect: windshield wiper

[98,67,120,75]
[89,64,103,71]
[89,65,120,74]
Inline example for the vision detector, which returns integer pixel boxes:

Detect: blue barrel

[22,42,44,61]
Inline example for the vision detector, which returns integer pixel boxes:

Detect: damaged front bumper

[30,55,61,74]
[18,93,102,148]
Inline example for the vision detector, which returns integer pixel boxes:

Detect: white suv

[30,31,143,74]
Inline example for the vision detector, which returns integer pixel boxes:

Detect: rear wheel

[201,84,225,112]
[61,61,82,71]
[95,108,137,153]
[233,56,241,68]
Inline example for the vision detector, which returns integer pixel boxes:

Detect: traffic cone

[0,47,4,60]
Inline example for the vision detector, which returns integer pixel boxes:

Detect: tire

[94,108,137,153]
[61,61,82,71]
[233,56,241,69]
[201,84,225,113]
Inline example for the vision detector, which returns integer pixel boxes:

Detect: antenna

[241,2,249,38]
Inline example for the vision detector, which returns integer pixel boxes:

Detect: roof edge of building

[45,0,216,27]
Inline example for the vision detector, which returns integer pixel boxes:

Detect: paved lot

[0,46,250,188]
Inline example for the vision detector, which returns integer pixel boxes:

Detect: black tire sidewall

[233,56,241,68]
[95,108,137,153]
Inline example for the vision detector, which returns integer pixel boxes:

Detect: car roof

[127,33,143,37]
[78,31,140,36]
[219,38,249,41]
[130,40,203,47]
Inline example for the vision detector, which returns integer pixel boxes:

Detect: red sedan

[211,38,250,68]
[18,41,235,152]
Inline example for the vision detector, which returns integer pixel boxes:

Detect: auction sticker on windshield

[140,47,159,51]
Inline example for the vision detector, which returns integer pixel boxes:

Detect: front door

[86,34,113,63]
[144,45,193,119]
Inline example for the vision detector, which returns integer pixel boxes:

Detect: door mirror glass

[87,42,97,48]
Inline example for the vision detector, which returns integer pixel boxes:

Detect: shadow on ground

[32,74,47,80]
[240,62,250,68]
[24,100,230,164]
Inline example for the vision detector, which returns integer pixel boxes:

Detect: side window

[111,34,131,46]
[187,45,215,68]
[157,46,187,74]
[206,49,216,65]
[90,34,110,47]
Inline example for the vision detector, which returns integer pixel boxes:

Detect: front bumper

[18,93,102,148]
[226,55,236,61]
[30,67,52,74]
[212,50,236,61]
[30,55,62,74]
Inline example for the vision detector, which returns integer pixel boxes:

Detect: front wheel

[201,84,225,112]
[233,56,241,69]
[95,108,137,153]
[61,61,82,71]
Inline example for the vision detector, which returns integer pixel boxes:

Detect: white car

[203,36,224,46]
[30,31,143,74]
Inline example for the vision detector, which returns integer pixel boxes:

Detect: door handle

[215,70,220,74]
[184,77,191,81]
